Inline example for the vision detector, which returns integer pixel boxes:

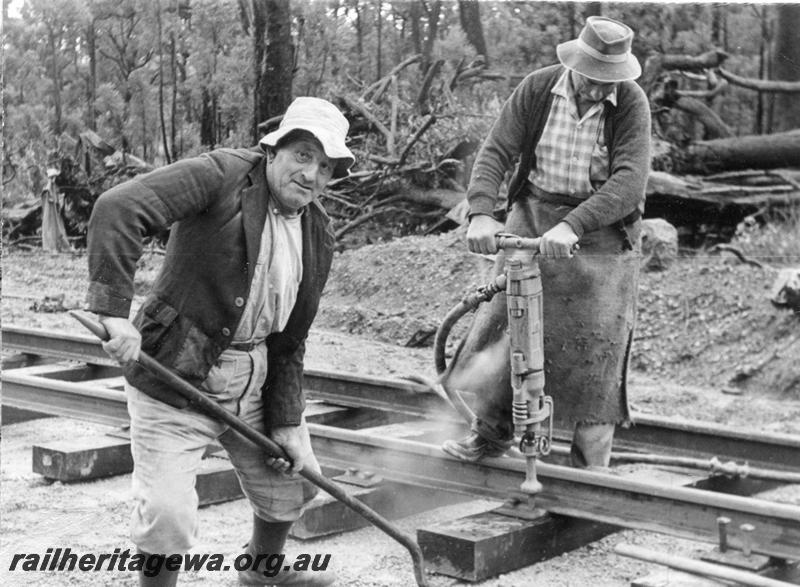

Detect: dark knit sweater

[467,64,651,237]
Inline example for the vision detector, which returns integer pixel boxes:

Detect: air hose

[405,274,509,425]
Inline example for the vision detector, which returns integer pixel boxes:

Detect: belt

[527,182,642,226]
[228,340,265,352]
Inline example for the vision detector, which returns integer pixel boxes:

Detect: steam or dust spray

[446,335,509,394]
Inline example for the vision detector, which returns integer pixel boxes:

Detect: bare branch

[340,96,392,145]
[718,67,800,93]
[399,115,436,166]
[361,54,422,103]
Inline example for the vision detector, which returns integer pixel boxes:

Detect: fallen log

[647,170,800,208]
[660,49,729,71]
[661,130,800,174]
[643,169,800,241]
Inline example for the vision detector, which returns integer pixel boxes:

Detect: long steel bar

[615,543,796,587]
[4,363,800,559]
[5,326,800,471]
[308,424,800,560]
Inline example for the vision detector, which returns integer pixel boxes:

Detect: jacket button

[234,297,245,307]
[222,327,231,336]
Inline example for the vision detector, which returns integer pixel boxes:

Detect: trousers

[126,344,319,553]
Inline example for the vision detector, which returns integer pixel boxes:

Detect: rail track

[3,325,800,580]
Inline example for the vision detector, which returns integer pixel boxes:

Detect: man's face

[266,136,334,215]
[571,71,618,104]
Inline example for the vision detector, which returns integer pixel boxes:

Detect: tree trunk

[458,1,488,65]
[375,0,383,80]
[46,24,63,136]
[252,0,268,142]
[263,0,293,121]
[170,32,178,157]
[156,1,172,164]
[711,5,727,50]
[667,130,800,174]
[772,4,800,132]
[86,21,97,131]
[412,0,441,74]
[583,2,603,19]
[354,2,364,80]
[409,1,422,59]
[757,7,770,134]
[201,88,215,147]
[423,1,441,74]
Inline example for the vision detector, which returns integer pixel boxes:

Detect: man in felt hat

[87,96,353,586]
[442,17,651,468]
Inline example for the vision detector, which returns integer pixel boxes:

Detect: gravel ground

[2,223,799,586]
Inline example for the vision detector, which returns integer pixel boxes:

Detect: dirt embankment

[320,228,800,401]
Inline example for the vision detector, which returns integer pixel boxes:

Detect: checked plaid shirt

[529,70,617,198]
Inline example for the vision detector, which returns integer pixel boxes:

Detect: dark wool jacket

[467,64,651,237]
[86,147,335,428]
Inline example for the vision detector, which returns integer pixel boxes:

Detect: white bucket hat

[259,97,355,179]
[556,16,641,83]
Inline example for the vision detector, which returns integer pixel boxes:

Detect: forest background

[3,0,800,247]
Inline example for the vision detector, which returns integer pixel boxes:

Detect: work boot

[137,551,179,587]
[238,516,335,586]
[441,432,512,462]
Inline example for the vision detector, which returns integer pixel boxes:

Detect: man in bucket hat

[86,97,352,586]
[442,17,651,469]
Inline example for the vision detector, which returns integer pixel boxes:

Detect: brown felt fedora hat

[556,16,641,83]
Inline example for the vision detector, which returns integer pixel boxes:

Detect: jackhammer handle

[69,311,430,586]
[495,234,542,251]
[495,234,580,254]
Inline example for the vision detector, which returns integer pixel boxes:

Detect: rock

[641,218,678,271]
[770,267,800,310]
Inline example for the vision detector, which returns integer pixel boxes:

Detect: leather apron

[445,191,641,440]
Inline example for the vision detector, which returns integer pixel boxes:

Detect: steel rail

[309,424,800,561]
[4,358,800,560]
[5,325,800,471]
[2,369,129,427]
[2,326,116,366]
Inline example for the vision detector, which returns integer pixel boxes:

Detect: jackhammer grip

[495,233,542,251]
